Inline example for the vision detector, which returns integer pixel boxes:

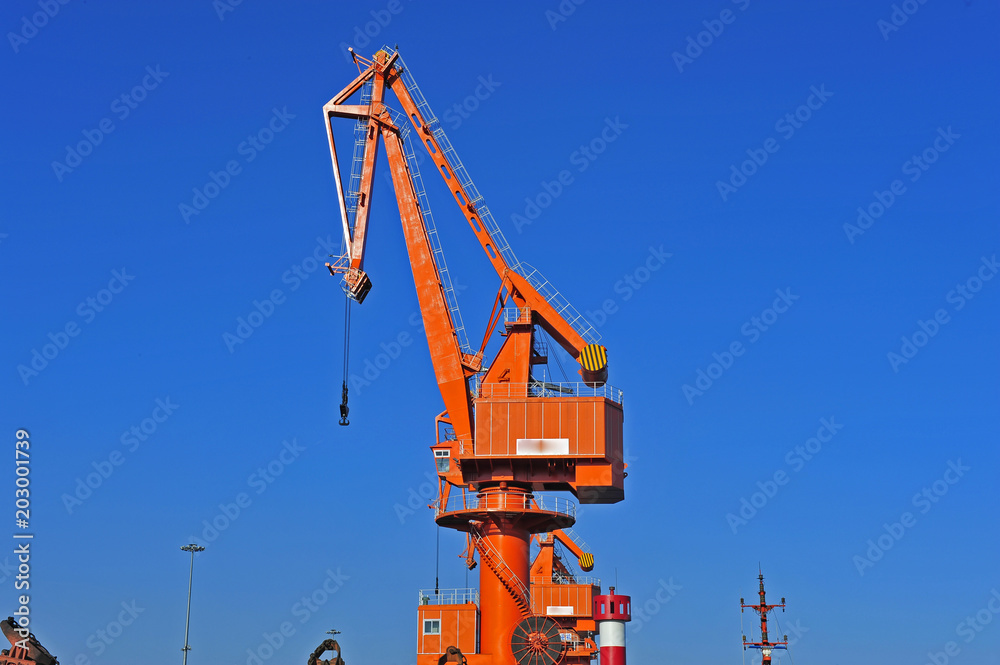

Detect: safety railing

[531,576,601,587]
[558,527,591,554]
[475,382,623,404]
[560,637,594,654]
[469,524,532,614]
[326,252,351,274]
[383,45,600,346]
[502,306,530,325]
[518,263,601,344]
[437,491,576,519]
[417,588,479,606]
[389,47,522,272]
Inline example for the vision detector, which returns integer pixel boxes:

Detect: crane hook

[339,381,350,426]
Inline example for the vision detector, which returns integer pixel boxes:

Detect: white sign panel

[516,438,570,455]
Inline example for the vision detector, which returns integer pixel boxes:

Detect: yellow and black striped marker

[580,344,608,373]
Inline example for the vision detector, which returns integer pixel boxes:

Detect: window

[423,619,441,635]
[434,449,450,473]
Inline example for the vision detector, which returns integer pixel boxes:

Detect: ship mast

[740,570,788,665]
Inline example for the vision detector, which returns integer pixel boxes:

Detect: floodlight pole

[180,544,206,665]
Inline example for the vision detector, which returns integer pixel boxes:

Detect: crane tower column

[478,513,531,662]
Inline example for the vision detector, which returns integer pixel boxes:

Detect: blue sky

[1,1,998,665]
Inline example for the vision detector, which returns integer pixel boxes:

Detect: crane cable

[339,296,351,426]
[434,525,440,596]
[549,332,569,382]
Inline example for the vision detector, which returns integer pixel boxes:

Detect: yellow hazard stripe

[580,344,607,371]
[579,552,594,569]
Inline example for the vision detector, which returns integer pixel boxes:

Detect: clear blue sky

[2,1,997,665]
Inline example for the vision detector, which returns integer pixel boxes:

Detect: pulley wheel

[510,615,564,665]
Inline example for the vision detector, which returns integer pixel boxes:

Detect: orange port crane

[323,47,627,665]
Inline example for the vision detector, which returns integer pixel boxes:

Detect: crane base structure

[322,46,631,665]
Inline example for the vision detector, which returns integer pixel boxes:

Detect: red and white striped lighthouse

[593,587,630,665]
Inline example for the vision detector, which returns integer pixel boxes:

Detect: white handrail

[438,491,577,519]
[417,588,480,605]
[475,382,624,404]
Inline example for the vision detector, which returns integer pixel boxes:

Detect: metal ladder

[397,117,473,355]
[469,524,532,617]
[345,79,373,232]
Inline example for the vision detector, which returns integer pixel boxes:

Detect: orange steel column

[438,486,576,665]
[479,512,530,663]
